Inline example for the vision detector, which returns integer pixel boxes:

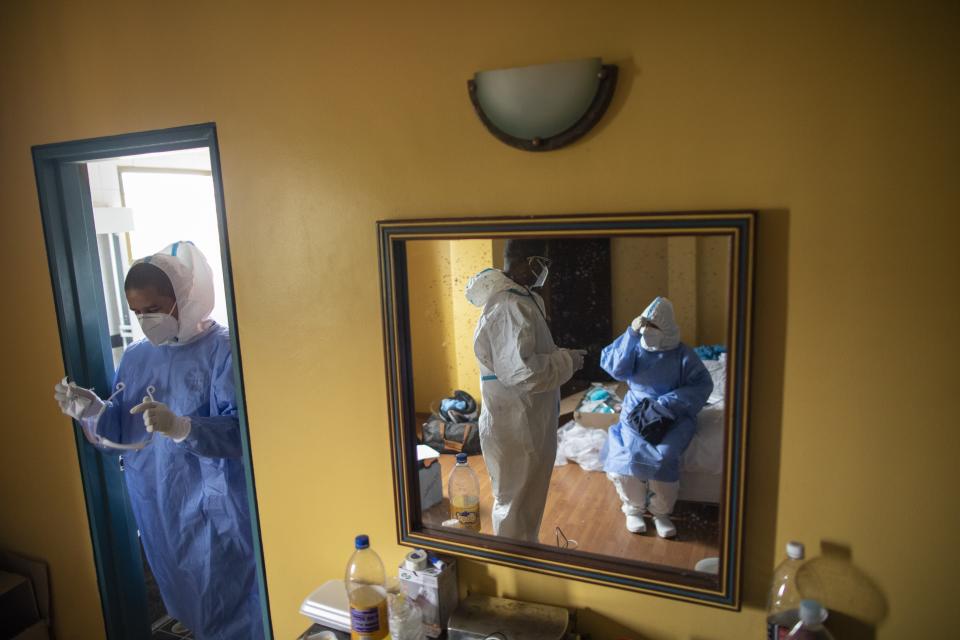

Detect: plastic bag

[555,420,608,471]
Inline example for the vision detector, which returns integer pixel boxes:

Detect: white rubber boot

[653,515,677,538]
[626,514,647,533]
[649,480,679,538]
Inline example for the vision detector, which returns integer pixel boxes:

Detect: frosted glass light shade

[468,58,618,151]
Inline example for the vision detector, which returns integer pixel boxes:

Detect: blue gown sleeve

[178,347,244,459]
[600,327,641,381]
[656,346,714,420]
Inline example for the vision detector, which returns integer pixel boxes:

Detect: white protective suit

[466,268,576,542]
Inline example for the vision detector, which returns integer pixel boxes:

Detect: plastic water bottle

[766,541,806,639]
[345,534,388,639]
[448,453,480,532]
[387,593,425,640]
[785,600,835,639]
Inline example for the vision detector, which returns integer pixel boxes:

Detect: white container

[417,445,442,510]
[299,579,351,632]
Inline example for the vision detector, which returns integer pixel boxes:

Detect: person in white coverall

[465,239,586,542]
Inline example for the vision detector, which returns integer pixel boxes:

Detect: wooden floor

[422,453,720,570]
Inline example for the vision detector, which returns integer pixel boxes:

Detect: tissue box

[398,555,458,638]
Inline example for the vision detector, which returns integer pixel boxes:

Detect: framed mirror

[378,211,754,608]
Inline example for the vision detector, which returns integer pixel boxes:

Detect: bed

[678,353,726,503]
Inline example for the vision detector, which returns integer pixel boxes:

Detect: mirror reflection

[407,235,731,571]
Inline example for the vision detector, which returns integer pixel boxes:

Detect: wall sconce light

[467,57,618,152]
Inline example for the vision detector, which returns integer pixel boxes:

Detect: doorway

[33,124,271,640]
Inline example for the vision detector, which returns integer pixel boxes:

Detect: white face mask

[137,302,179,346]
[532,264,549,289]
[639,326,665,352]
[529,256,550,289]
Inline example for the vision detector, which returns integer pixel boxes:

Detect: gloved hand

[567,349,588,371]
[54,377,105,420]
[631,315,644,333]
[130,398,191,442]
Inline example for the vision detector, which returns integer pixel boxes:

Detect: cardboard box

[565,382,628,429]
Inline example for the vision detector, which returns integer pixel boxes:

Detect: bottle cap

[799,599,828,625]
[404,549,428,571]
[786,541,804,559]
[355,534,370,549]
[456,453,468,464]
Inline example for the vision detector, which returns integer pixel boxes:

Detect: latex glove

[54,377,104,420]
[567,349,588,372]
[631,315,644,333]
[130,398,191,442]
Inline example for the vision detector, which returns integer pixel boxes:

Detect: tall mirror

[379,212,754,608]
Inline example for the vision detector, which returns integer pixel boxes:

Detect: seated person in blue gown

[54,241,262,639]
[600,296,713,539]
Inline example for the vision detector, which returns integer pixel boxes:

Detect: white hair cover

[641,296,681,350]
[131,241,215,344]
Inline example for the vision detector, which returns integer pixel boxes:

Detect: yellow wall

[406,240,458,412]
[610,236,729,345]
[696,236,732,346]
[408,239,491,412]
[449,240,493,398]
[667,236,699,342]
[611,237,669,334]
[1,2,957,639]
[492,238,506,270]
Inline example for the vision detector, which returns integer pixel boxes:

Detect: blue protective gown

[599,327,713,482]
[86,322,262,640]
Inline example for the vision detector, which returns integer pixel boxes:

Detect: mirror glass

[379,213,753,607]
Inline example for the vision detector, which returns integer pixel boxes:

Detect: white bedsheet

[681,402,724,476]
[679,354,727,500]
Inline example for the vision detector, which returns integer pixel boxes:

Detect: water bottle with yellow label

[345,534,388,639]
[448,453,481,532]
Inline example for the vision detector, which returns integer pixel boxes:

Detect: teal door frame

[33,123,272,639]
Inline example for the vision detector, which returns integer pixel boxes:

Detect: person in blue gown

[54,241,262,640]
[599,296,713,539]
